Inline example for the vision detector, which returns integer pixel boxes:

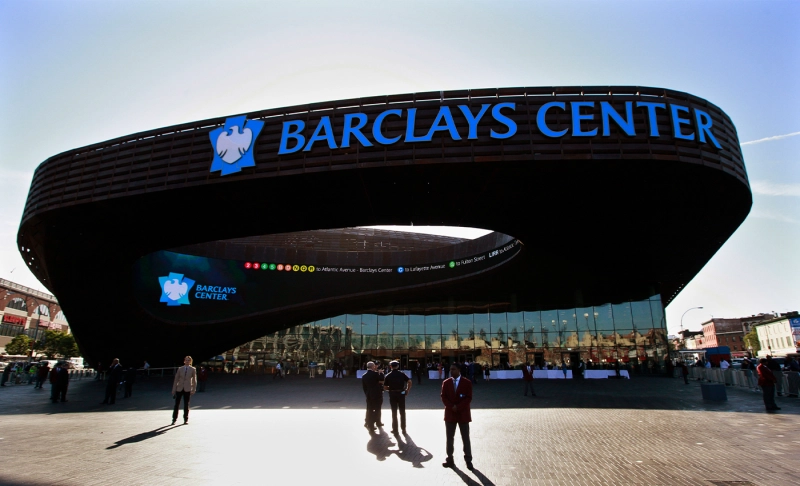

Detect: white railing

[688,367,790,391]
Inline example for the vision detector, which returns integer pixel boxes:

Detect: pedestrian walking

[362,361,384,431]
[171,356,197,425]
[35,361,50,389]
[383,360,411,434]
[757,358,780,412]
[561,361,569,379]
[441,364,473,471]
[123,366,136,398]
[101,359,123,404]
[197,366,208,392]
[415,362,423,385]
[56,362,70,402]
[522,362,536,396]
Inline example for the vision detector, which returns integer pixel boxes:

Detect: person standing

[102,359,123,404]
[383,360,411,434]
[785,357,799,398]
[361,361,384,431]
[766,356,784,396]
[197,366,208,392]
[123,366,136,398]
[0,362,12,386]
[757,358,780,412]
[143,360,150,378]
[273,361,282,379]
[35,361,50,389]
[56,362,70,402]
[680,361,690,384]
[171,356,197,425]
[483,364,490,382]
[522,362,536,396]
[49,362,60,403]
[415,361,423,385]
[441,363,473,470]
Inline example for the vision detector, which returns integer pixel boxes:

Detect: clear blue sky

[1,1,798,335]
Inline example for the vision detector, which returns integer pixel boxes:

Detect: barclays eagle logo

[158,272,196,306]
[209,115,264,176]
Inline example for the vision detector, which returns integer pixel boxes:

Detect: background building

[0,278,69,354]
[755,312,800,358]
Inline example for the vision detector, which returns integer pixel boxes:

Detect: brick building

[0,278,68,354]
[701,318,746,356]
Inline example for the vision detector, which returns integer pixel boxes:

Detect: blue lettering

[695,109,721,149]
[341,113,373,148]
[600,101,635,136]
[424,106,461,141]
[537,102,568,138]
[373,109,402,145]
[636,102,666,137]
[490,102,517,139]
[405,108,429,142]
[670,104,694,141]
[571,102,597,137]
[278,120,305,155]
[303,116,338,151]
[458,104,490,139]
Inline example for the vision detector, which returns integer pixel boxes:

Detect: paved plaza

[0,372,798,486]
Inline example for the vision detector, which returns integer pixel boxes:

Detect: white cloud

[750,180,800,197]
[741,131,800,146]
[749,209,800,225]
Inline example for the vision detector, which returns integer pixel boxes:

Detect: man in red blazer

[441,363,473,470]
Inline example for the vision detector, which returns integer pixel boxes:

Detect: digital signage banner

[133,239,521,323]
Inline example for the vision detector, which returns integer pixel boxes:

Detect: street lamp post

[680,306,704,332]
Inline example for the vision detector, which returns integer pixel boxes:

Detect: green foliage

[5,334,31,355]
[744,328,760,354]
[38,330,80,359]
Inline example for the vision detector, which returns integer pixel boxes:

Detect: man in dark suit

[441,363,473,470]
[361,361,384,431]
[56,362,70,402]
[522,362,536,396]
[102,358,123,404]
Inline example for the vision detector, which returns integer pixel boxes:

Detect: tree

[5,334,31,355]
[39,330,80,359]
[744,328,760,355]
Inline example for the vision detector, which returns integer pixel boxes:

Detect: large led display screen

[133,239,522,323]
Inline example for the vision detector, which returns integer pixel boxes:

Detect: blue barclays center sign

[209,98,722,176]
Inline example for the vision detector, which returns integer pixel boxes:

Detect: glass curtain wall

[228,295,668,374]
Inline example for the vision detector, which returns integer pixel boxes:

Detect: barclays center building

[18,86,751,370]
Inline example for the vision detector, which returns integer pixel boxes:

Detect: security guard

[383,360,412,434]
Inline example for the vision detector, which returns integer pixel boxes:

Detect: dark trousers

[58,384,68,401]
[682,373,689,384]
[389,392,406,431]
[124,382,133,398]
[762,384,778,410]
[103,382,118,404]
[365,396,382,426]
[50,384,59,402]
[524,380,536,396]
[173,390,191,421]
[198,380,206,392]
[445,421,472,462]
[416,372,422,384]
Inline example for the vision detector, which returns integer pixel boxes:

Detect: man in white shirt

[720,360,730,370]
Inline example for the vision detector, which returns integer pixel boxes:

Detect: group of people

[1,360,74,403]
[361,360,474,471]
